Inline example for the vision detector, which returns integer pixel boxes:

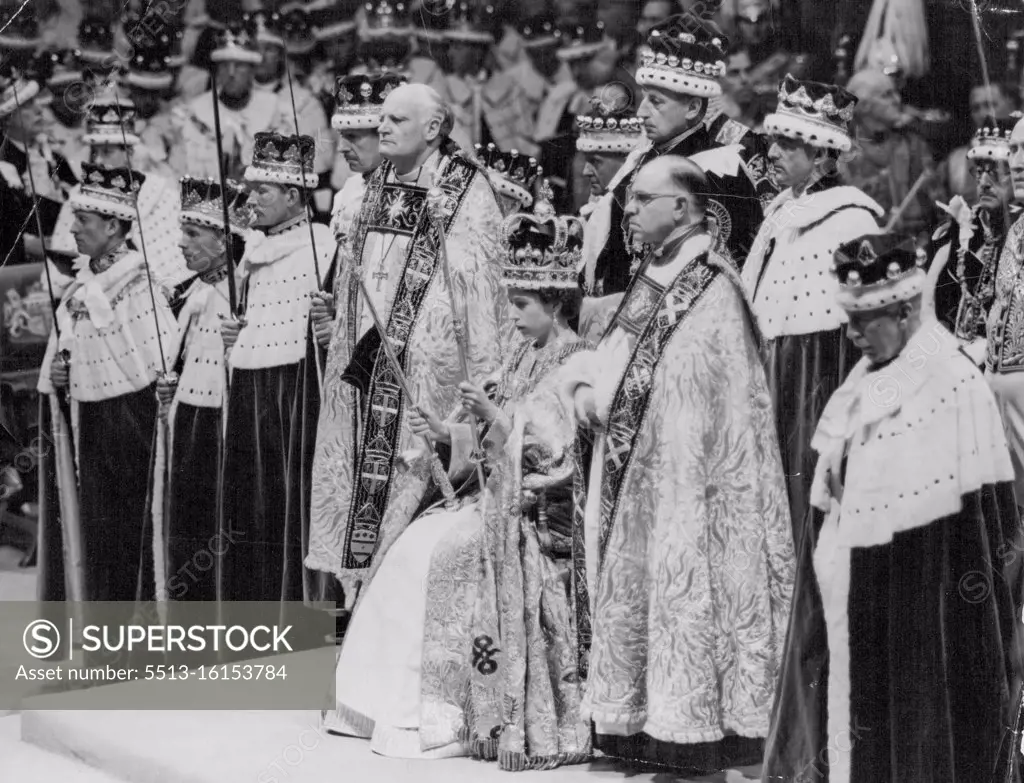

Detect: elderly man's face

[338,129,382,174]
[623,164,688,246]
[970,85,1012,129]
[378,91,434,163]
[638,86,698,144]
[845,303,911,365]
[1008,120,1024,201]
[178,222,227,274]
[971,158,1013,214]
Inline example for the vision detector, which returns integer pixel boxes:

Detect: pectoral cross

[372,267,388,292]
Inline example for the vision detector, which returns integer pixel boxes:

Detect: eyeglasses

[625,191,681,207]
[969,160,1010,182]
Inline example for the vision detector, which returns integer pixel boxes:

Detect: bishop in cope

[560,156,794,773]
[306,83,507,603]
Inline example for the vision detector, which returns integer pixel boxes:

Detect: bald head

[378,83,454,174]
[625,155,708,247]
[847,69,903,131]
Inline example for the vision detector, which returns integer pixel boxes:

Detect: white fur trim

[763,112,851,152]
[577,134,641,154]
[126,71,174,90]
[244,165,315,188]
[0,36,38,50]
[230,222,335,369]
[811,320,1014,545]
[69,191,137,222]
[331,111,380,131]
[523,35,558,50]
[257,31,286,48]
[556,40,608,62]
[487,173,531,208]
[967,145,1010,161]
[359,26,414,40]
[82,131,141,146]
[315,20,357,40]
[637,65,721,97]
[48,71,84,88]
[813,515,853,783]
[444,30,493,44]
[0,80,39,117]
[211,49,263,65]
[78,51,115,65]
[179,210,248,236]
[836,269,925,311]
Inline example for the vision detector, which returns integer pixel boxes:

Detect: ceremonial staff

[425,178,488,499]
[112,93,176,602]
[281,52,327,391]
[9,77,85,608]
[354,275,457,509]
[112,98,169,379]
[208,65,239,315]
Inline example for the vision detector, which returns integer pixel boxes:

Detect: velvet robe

[763,321,1024,783]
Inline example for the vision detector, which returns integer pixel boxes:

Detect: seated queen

[325,185,593,770]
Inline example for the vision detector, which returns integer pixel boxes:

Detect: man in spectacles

[579,12,778,299]
[563,155,793,774]
[928,117,1017,367]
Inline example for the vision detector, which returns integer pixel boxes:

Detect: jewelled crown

[557,20,608,62]
[362,0,411,39]
[245,131,316,187]
[445,1,496,45]
[179,176,254,235]
[0,3,39,50]
[82,85,140,147]
[968,117,1017,162]
[637,13,728,98]
[831,233,926,312]
[0,64,39,119]
[45,49,84,89]
[576,93,643,154]
[211,22,262,65]
[500,182,583,291]
[517,14,559,49]
[123,24,177,90]
[123,7,185,69]
[248,11,286,49]
[332,71,405,130]
[763,74,857,152]
[279,4,318,54]
[474,143,541,209]
[308,0,359,41]
[72,162,146,222]
[76,14,116,65]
